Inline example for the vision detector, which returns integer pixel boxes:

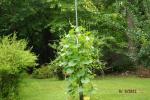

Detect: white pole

[75,0,78,28]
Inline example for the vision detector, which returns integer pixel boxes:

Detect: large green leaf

[81,77,90,84]
[68,61,77,67]
[66,68,74,74]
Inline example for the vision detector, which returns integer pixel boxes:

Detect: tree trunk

[126,0,138,65]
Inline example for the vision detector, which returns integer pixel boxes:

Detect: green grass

[19,76,150,100]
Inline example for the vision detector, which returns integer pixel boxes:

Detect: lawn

[19,76,150,100]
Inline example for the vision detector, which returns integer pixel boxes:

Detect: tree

[0,0,60,64]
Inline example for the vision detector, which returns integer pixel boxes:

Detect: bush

[0,34,37,100]
[138,41,150,67]
[32,65,54,79]
[51,60,65,80]
[53,66,65,80]
[135,31,150,67]
[0,72,19,100]
[106,53,134,72]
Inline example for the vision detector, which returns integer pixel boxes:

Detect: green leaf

[81,60,93,65]
[66,68,74,74]
[78,86,83,93]
[77,70,85,77]
[81,78,90,84]
[68,61,77,67]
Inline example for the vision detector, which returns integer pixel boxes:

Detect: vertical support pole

[75,0,83,100]
[75,0,78,28]
[79,81,84,100]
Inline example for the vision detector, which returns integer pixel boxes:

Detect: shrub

[32,65,54,79]
[134,30,150,67]
[0,34,37,100]
[50,60,65,80]
[106,53,134,72]
[138,37,150,67]
[0,72,19,100]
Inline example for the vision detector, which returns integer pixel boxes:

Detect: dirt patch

[136,67,150,78]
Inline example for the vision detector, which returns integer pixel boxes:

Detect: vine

[57,26,100,100]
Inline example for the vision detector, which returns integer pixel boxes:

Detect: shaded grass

[19,76,150,100]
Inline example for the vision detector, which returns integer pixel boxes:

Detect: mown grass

[19,76,150,100]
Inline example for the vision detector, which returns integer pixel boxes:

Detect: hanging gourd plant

[57,26,98,100]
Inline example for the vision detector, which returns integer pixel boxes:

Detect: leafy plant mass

[57,27,100,100]
[0,34,37,99]
[0,34,37,74]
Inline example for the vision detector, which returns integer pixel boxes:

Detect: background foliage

[0,0,150,74]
